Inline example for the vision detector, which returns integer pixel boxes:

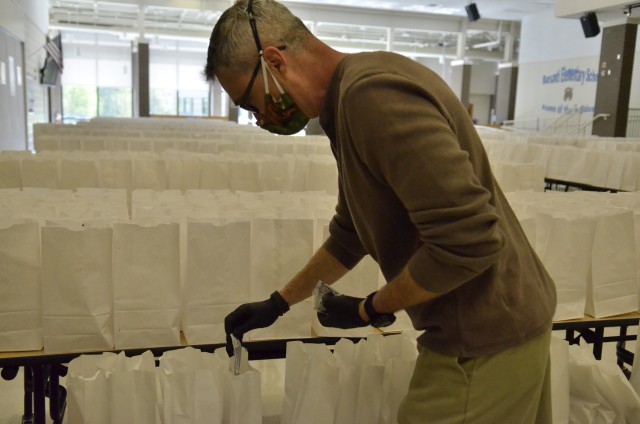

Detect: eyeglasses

[236,61,261,113]
[235,0,285,113]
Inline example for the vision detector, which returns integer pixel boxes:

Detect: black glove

[224,291,289,356]
[317,292,368,329]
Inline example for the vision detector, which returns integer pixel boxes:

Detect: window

[98,87,132,117]
[62,32,215,120]
[61,31,132,121]
[150,38,210,117]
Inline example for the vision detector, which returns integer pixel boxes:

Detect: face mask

[256,57,309,135]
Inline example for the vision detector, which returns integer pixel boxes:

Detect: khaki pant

[398,329,552,424]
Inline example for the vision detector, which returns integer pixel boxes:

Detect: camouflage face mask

[256,56,309,135]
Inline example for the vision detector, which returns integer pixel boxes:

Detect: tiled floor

[0,331,636,424]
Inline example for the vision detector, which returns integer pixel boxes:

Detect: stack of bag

[0,188,388,354]
[0,150,338,195]
[282,333,417,424]
[65,346,262,424]
[506,191,640,321]
[551,337,640,424]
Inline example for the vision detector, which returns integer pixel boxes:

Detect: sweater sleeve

[342,74,504,293]
[322,181,368,270]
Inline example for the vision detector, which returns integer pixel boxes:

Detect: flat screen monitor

[40,56,59,86]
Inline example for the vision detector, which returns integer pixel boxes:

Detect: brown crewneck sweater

[320,51,556,357]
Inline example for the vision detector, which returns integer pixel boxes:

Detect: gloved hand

[224,291,289,356]
[317,292,368,329]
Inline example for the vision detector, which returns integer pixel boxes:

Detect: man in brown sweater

[204,0,557,422]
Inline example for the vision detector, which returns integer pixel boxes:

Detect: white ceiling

[49,0,561,62]
[282,0,557,21]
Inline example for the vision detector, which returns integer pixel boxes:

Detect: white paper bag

[0,219,42,351]
[0,157,22,188]
[133,158,168,190]
[60,158,99,189]
[158,347,224,424]
[113,221,181,349]
[103,138,129,152]
[66,352,117,424]
[250,217,314,300]
[110,351,159,424]
[535,212,595,321]
[492,162,545,193]
[587,209,638,318]
[218,347,262,424]
[21,157,59,188]
[41,221,114,353]
[182,220,251,345]
[353,337,386,424]
[199,157,230,190]
[182,303,239,346]
[377,333,418,424]
[568,343,640,424]
[281,341,340,424]
[167,156,201,191]
[290,156,309,192]
[306,156,338,195]
[99,157,133,191]
[333,339,361,424]
[260,157,292,191]
[229,159,261,192]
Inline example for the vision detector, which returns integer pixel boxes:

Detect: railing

[502,112,610,136]
[627,109,640,138]
[501,116,559,133]
[574,113,609,136]
[542,113,575,135]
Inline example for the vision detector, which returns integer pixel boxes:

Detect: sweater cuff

[322,236,363,270]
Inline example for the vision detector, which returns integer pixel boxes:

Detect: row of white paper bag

[4,187,640,352]
[0,188,129,220]
[476,126,640,152]
[482,138,640,191]
[65,335,640,424]
[507,191,640,321]
[33,117,261,133]
[65,334,417,424]
[0,209,383,352]
[66,346,261,424]
[0,150,338,194]
[33,132,332,156]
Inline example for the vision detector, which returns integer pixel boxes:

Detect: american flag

[44,33,63,71]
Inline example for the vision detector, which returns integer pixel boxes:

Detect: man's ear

[263,46,285,73]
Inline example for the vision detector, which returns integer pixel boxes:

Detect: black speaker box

[580,12,600,38]
[465,3,481,22]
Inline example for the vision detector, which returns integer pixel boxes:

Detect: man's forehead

[216,69,243,90]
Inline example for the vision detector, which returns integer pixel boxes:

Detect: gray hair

[203,0,312,82]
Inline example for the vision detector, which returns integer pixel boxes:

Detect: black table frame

[544,178,623,193]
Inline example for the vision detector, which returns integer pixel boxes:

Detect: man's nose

[254,112,264,126]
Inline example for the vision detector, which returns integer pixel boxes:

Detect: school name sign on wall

[540,65,599,115]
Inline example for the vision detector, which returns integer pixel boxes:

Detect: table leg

[31,365,46,424]
[591,327,604,360]
[22,367,34,424]
[49,364,67,424]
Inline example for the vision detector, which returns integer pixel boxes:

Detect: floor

[0,331,636,424]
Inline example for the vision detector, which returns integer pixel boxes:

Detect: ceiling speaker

[465,3,481,22]
[580,12,600,38]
